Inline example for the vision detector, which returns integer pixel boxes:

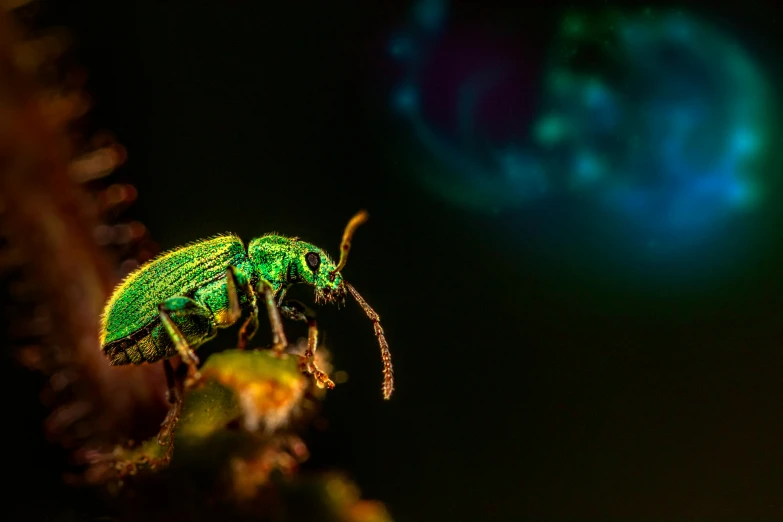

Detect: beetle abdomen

[100,234,249,347]
[104,330,164,365]
[104,305,220,365]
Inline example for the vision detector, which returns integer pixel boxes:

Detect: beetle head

[305,210,370,305]
[246,236,340,298]
[248,211,395,398]
[291,241,346,305]
[247,210,368,303]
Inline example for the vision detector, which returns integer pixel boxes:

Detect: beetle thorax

[248,234,344,300]
[247,235,295,291]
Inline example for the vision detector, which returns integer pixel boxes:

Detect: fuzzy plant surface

[86,345,392,522]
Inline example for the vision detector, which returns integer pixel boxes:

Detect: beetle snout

[314,280,346,305]
[329,279,346,297]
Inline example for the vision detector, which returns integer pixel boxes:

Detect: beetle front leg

[237,300,259,350]
[280,300,335,391]
[257,279,289,353]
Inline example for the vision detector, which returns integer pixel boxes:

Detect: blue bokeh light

[387,2,777,261]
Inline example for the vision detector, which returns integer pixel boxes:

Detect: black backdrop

[5,1,783,521]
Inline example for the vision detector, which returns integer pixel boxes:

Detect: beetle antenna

[330,210,369,277]
[346,283,394,399]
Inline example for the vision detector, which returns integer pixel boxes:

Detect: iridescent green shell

[100,235,252,346]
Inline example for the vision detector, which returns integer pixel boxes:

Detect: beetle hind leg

[158,358,183,446]
[158,296,216,386]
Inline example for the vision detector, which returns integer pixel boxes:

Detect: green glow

[533,114,568,145]
[562,14,584,36]
[549,69,573,93]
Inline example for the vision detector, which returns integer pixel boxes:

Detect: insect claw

[270,343,288,356]
[187,351,200,366]
[184,370,202,389]
[157,396,183,446]
[314,372,335,390]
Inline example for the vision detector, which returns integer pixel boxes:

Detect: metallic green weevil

[100,211,394,409]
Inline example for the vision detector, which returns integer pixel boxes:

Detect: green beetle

[99,211,393,410]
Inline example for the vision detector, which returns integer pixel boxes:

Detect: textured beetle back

[100,234,248,346]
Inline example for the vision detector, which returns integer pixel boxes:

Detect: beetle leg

[225,266,242,324]
[158,359,183,446]
[237,299,259,351]
[226,266,259,350]
[162,357,180,404]
[280,300,335,391]
[257,279,288,353]
[276,286,289,306]
[158,303,201,385]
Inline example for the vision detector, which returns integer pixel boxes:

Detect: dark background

[7,1,783,521]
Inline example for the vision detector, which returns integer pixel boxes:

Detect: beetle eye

[305,252,321,271]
